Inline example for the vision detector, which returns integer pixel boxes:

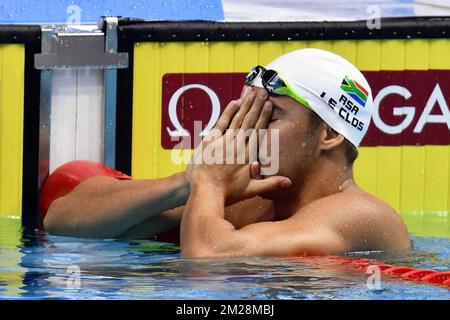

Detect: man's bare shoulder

[293,186,411,252]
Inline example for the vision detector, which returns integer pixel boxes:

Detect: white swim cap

[256,48,373,147]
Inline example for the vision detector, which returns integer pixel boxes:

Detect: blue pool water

[0,227,449,300]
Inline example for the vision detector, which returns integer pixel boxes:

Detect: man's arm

[119,195,274,239]
[44,172,189,238]
[44,171,275,240]
[181,180,348,258]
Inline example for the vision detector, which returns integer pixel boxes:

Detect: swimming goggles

[244,65,312,110]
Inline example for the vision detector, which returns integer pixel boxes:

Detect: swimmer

[42,48,411,257]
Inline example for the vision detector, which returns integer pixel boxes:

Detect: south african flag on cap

[340,75,368,107]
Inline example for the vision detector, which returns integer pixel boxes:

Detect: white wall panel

[49,69,105,173]
[49,69,77,173]
[76,69,104,163]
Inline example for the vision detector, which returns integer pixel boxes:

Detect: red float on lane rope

[421,272,450,284]
[328,256,449,288]
[384,266,414,275]
[400,269,435,280]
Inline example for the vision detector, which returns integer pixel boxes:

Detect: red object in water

[383,266,415,275]
[400,269,435,280]
[352,262,370,270]
[421,272,450,284]
[327,256,449,287]
[39,160,132,220]
[371,263,393,271]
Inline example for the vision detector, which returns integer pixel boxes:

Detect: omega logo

[166,84,221,138]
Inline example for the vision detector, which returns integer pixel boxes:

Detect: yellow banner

[0,44,25,219]
[0,43,26,297]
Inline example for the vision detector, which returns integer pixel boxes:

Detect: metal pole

[103,17,119,169]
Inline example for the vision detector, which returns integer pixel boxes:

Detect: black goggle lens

[244,66,287,94]
[261,69,285,93]
[244,65,265,86]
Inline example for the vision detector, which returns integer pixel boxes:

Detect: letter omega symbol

[166,84,221,138]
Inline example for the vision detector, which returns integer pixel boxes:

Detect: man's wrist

[169,172,191,205]
[190,174,227,203]
[173,171,190,189]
